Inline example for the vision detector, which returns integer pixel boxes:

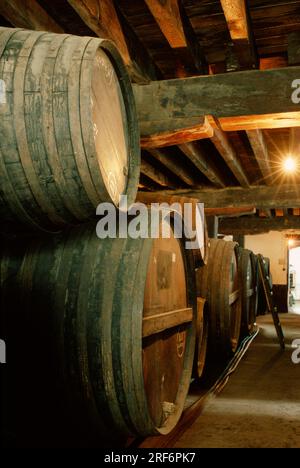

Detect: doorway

[288,243,300,314]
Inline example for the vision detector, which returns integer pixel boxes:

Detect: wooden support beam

[141,160,177,188]
[275,209,284,217]
[205,206,256,218]
[219,216,300,235]
[259,210,272,218]
[145,0,186,49]
[178,141,226,188]
[133,66,300,138]
[208,116,250,187]
[0,0,63,32]
[154,184,300,209]
[67,0,157,83]
[246,129,272,185]
[220,0,258,69]
[260,56,287,70]
[140,116,214,148]
[288,32,300,66]
[144,0,207,75]
[146,148,198,186]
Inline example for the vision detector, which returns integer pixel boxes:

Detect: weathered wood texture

[246,129,272,185]
[1,218,196,442]
[0,0,63,32]
[205,206,256,217]
[288,32,300,66]
[155,184,300,209]
[133,67,300,138]
[219,215,300,235]
[0,27,140,232]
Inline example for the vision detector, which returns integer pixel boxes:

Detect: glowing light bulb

[283,157,297,173]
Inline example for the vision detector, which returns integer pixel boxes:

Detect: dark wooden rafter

[288,32,300,66]
[208,116,250,187]
[67,0,158,83]
[0,0,63,32]
[141,159,178,188]
[205,206,256,217]
[144,0,207,75]
[154,184,300,209]
[220,0,258,70]
[133,66,300,137]
[219,216,300,235]
[178,141,226,188]
[146,148,199,186]
[246,129,272,185]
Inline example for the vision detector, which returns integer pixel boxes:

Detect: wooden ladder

[257,254,285,349]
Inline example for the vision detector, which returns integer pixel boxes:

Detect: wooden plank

[67,0,157,83]
[142,307,193,338]
[146,148,198,186]
[288,32,300,66]
[153,184,300,209]
[220,0,258,69]
[205,206,256,217]
[0,0,63,32]
[260,56,287,70]
[140,116,214,148]
[219,216,300,235]
[141,160,177,188]
[133,67,300,138]
[144,0,207,75]
[178,141,226,188]
[144,0,186,48]
[208,116,250,187]
[229,290,240,305]
[246,130,272,185]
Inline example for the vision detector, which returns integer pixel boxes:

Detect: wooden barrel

[0,27,140,233]
[136,192,208,265]
[193,297,209,379]
[196,239,242,357]
[0,213,196,445]
[257,256,271,315]
[238,248,258,337]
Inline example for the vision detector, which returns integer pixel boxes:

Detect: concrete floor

[174,314,300,448]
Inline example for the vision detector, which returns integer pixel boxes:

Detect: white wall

[245,231,288,285]
[289,246,300,299]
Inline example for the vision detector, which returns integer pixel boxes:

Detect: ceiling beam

[246,129,272,185]
[219,216,300,235]
[133,66,300,139]
[141,160,177,188]
[288,32,300,66]
[146,148,199,186]
[259,209,272,218]
[67,0,157,83]
[220,0,258,69]
[144,0,207,75]
[205,206,256,217]
[0,0,63,32]
[140,115,214,148]
[208,116,250,187]
[153,184,300,209]
[178,142,226,188]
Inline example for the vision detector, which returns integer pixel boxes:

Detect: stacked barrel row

[0,27,264,447]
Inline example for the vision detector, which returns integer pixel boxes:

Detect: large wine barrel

[238,248,258,337]
[196,239,242,357]
[193,297,209,379]
[0,212,196,446]
[0,27,140,233]
[257,256,272,315]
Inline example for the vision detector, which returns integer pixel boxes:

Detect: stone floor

[174,314,300,448]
